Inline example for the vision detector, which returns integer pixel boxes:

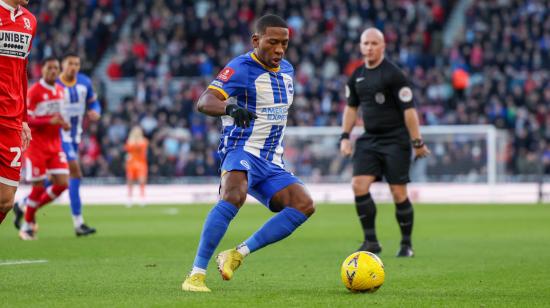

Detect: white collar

[0,0,23,22]
[40,79,58,93]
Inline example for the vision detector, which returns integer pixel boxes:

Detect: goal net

[283,125,508,184]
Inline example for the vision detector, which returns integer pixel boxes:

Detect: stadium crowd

[27,0,133,79]
[29,0,549,180]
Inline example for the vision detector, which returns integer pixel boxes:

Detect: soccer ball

[340,251,385,293]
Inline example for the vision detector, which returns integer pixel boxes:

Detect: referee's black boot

[357,241,382,255]
[396,245,414,257]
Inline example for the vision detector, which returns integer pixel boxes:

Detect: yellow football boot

[181,273,211,292]
[216,249,244,281]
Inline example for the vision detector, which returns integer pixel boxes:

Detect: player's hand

[50,114,64,125]
[226,104,257,128]
[87,110,100,121]
[340,139,353,157]
[21,122,31,151]
[414,145,431,160]
[60,119,71,131]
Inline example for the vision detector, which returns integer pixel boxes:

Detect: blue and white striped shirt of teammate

[57,73,101,151]
[209,51,294,168]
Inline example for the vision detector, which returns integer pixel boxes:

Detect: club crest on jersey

[375,92,385,104]
[217,67,235,82]
[23,18,32,30]
[286,81,294,95]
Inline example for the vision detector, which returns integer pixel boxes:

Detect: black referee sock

[355,193,378,243]
[395,198,414,247]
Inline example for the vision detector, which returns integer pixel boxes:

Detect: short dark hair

[254,14,288,34]
[41,56,59,66]
[62,52,80,61]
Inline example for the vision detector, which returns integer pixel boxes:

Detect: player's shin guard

[192,200,239,270]
[69,178,82,216]
[355,193,378,243]
[244,207,308,253]
[0,211,6,224]
[395,198,414,246]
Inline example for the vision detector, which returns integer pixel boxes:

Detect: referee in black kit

[340,28,430,257]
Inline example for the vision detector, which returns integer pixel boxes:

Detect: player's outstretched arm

[197,89,257,128]
[196,89,229,116]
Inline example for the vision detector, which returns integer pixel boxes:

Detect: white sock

[21,222,31,232]
[236,243,250,257]
[72,215,84,228]
[190,267,206,276]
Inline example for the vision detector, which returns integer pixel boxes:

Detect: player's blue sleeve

[82,74,102,115]
[208,57,248,100]
[88,100,101,114]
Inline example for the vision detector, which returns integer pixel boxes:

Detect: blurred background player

[182,14,315,292]
[13,57,70,240]
[340,28,430,257]
[0,0,35,225]
[124,126,148,207]
[57,53,101,236]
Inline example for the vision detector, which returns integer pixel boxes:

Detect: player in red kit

[0,0,36,225]
[16,57,70,240]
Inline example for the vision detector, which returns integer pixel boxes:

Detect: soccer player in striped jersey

[182,14,315,292]
[57,53,100,236]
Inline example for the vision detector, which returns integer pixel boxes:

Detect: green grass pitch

[1,203,550,307]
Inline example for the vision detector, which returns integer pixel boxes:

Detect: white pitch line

[162,208,179,215]
[0,260,48,266]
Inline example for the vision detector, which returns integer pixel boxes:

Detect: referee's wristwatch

[411,138,424,149]
[340,132,350,141]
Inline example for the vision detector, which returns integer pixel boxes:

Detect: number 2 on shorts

[10,147,22,167]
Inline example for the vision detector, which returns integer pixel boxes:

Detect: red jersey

[0,1,36,131]
[27,79,65,154]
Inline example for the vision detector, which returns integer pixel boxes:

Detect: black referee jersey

[346,58,415,143]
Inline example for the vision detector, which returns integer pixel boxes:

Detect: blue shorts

[220,149,302,211]
[61,141,79,161]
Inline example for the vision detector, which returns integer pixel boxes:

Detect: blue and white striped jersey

[57,73,99,144]
[209,51,294,167]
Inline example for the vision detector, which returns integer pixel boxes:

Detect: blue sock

[193,200,239,270]
[69,178,82,216]
[245,207,308,253]
[43,179,51,188]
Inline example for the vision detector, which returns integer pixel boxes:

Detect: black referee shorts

[352,139,412,184]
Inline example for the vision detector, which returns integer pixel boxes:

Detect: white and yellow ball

[340,251,385,293]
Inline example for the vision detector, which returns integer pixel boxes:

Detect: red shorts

[25,148,69,182]
[0,128,23,187]
[126,163,147,180]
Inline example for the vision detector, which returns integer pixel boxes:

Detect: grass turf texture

[1,203,550,307]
